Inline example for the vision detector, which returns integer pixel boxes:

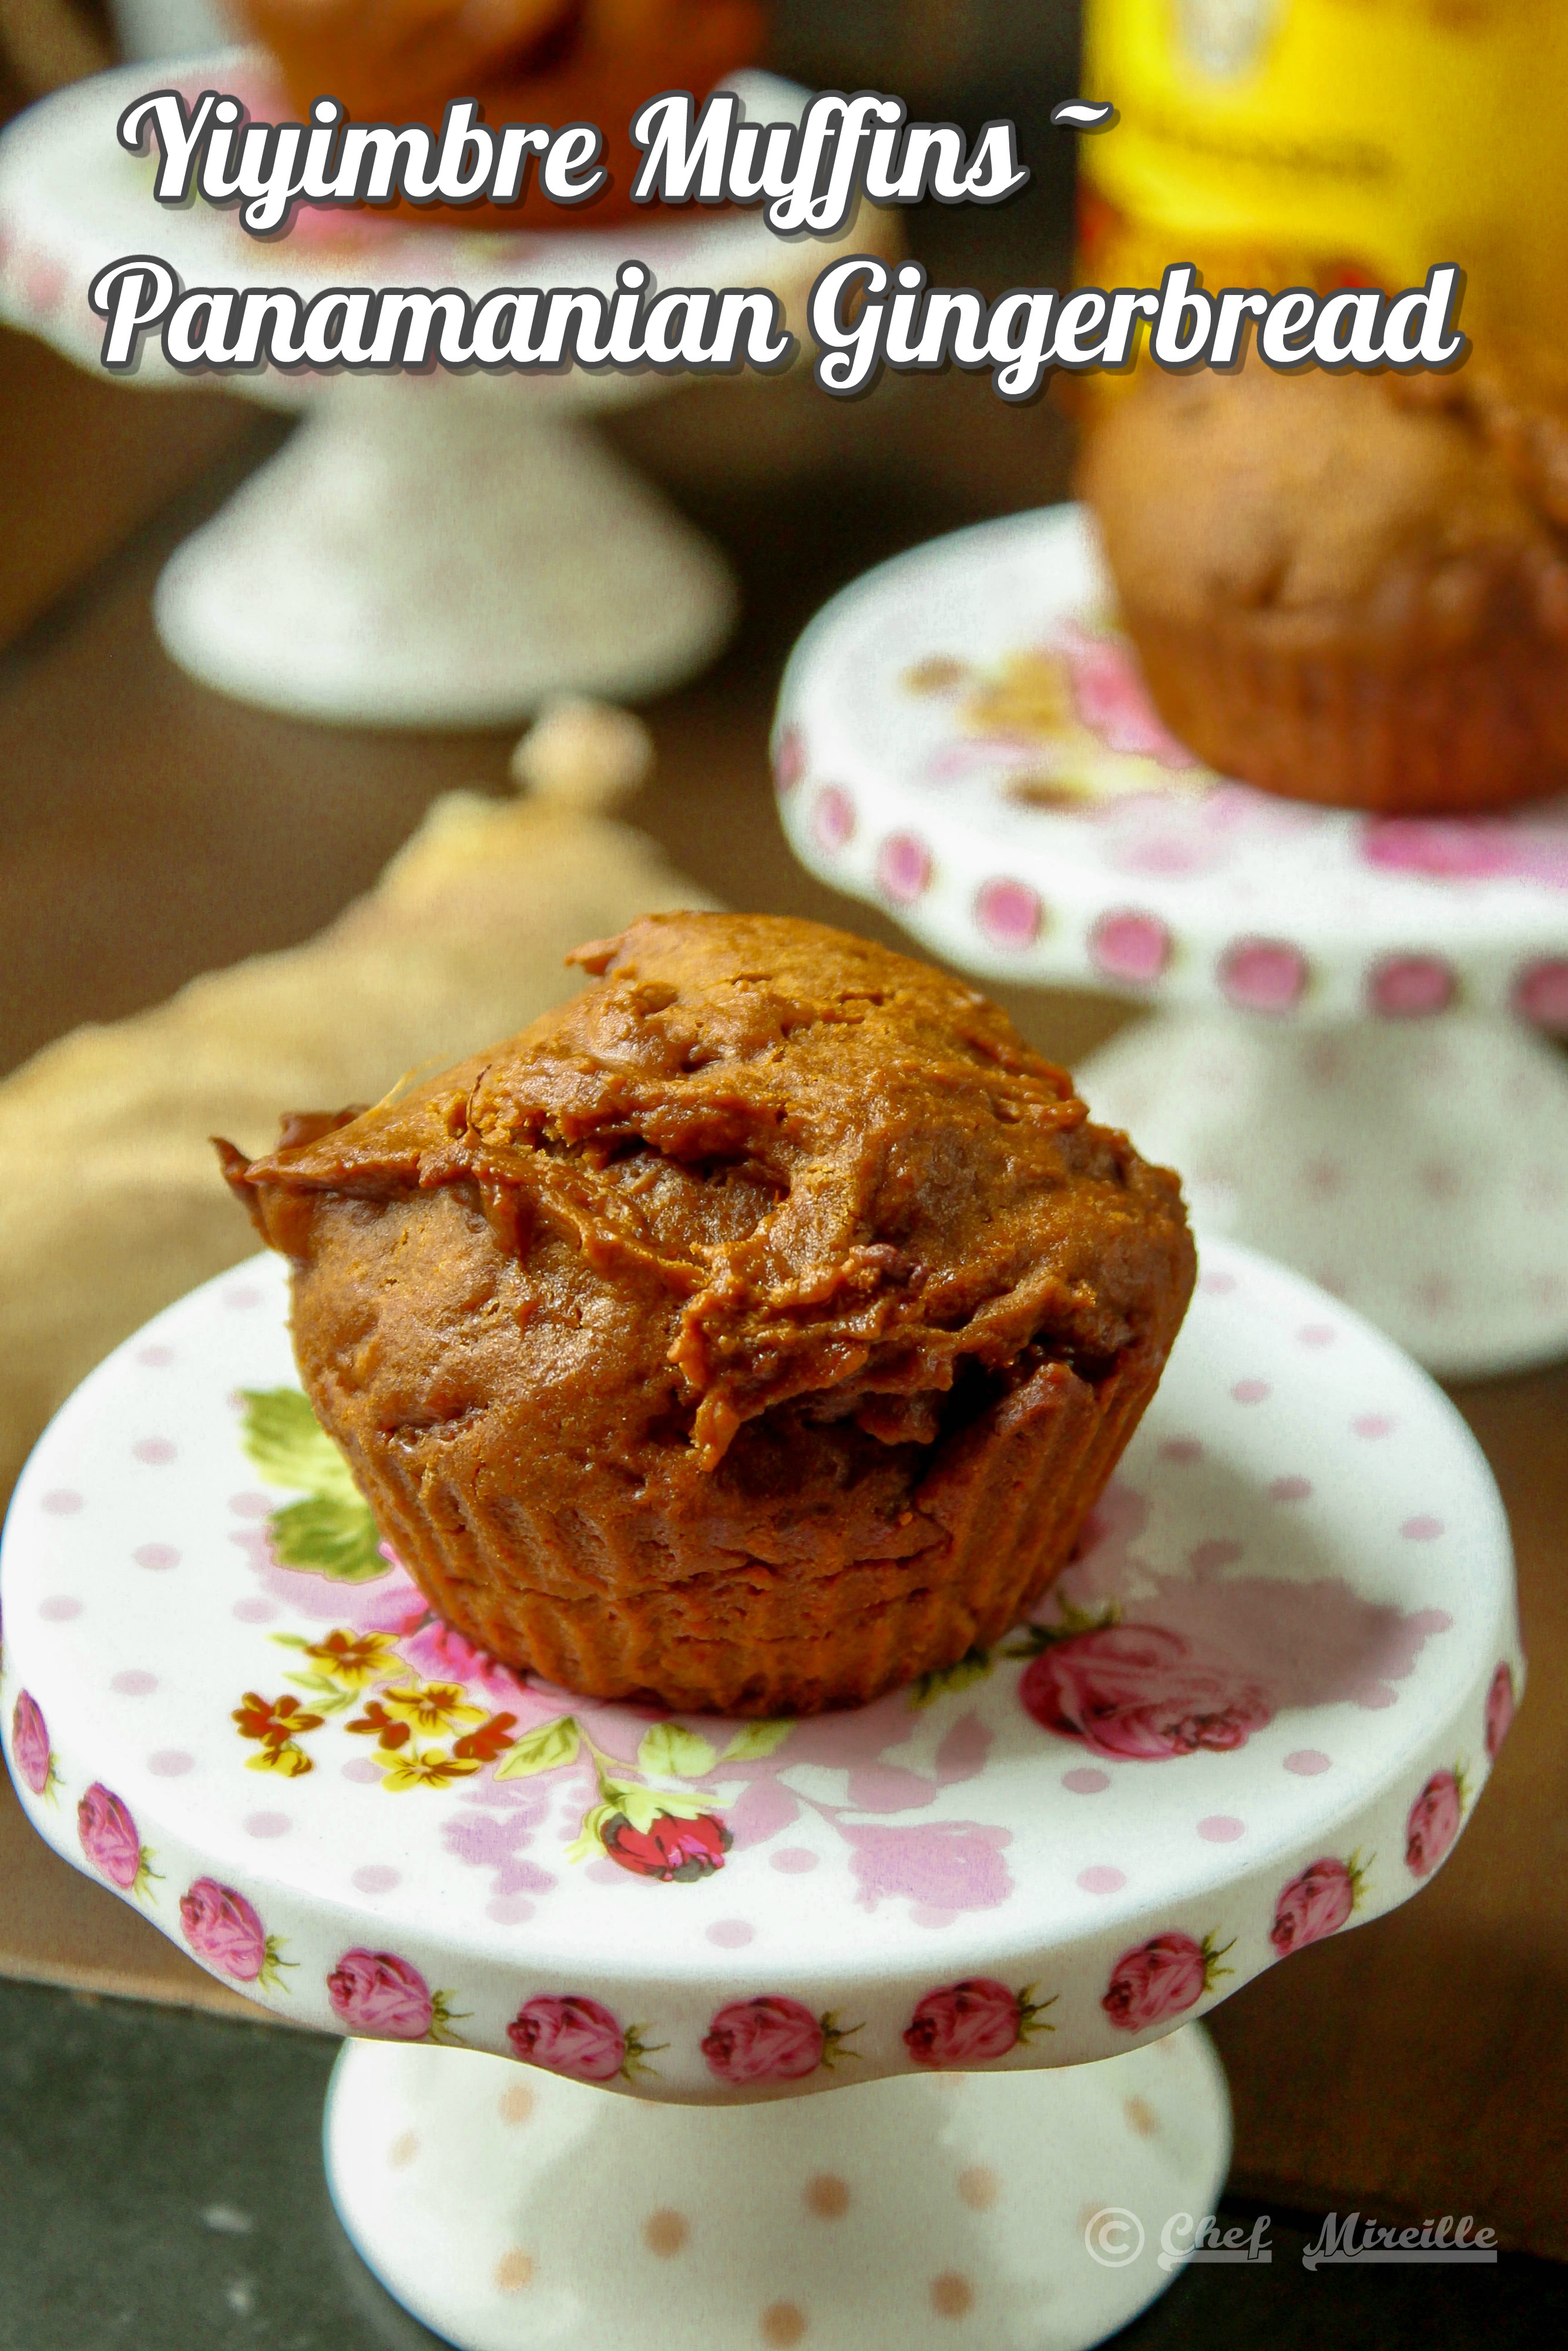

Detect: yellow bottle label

[1080,0,1568,362]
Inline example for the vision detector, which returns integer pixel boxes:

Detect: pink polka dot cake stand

[0,50,861,727]
[774,504,1568,1379]
[1,1241,1519,2350]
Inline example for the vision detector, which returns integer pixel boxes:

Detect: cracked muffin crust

[220,913,1194,1714]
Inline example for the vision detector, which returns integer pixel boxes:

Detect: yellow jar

[1080,0,1568,365]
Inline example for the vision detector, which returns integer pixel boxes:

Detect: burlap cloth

[0,730,710,1504]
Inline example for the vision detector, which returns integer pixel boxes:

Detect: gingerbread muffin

[1079,358,1568,813]
[237,0,765,229]
[219,914,1194,1716]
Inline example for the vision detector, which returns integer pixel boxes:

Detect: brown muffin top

[1079,360,1568,659]
[225,913,1191,1470]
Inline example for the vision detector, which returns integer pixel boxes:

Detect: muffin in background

[220,914,1194,1716]
[1079,358,1568,813]
[234,0,766,229]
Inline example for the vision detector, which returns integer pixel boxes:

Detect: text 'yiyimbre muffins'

[220,914,1194,1715]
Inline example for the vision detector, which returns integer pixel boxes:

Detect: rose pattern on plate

[1485,1664,1516,1760]
[234,1589,747,1885]
[1405,1767,1466,1879]
[179,1877,293,1992]
[600,1808,732,1882]
[1102,1932,1233,2033]
[216,1382,1477,1991]
[76,1783,158,1899]
[1269,1854,1367,1957]
[11,1690,59,1800]
[702,1996,863,2086]
[903,1978,1057,2070]
[0,1212,1509,2108]
[1016,1616,1274,1760]
[326,1948,465,2044]
[226,1463,756,1881]
[509,1722,731,1869]
[508,1994,663,2084]
[234,1555,1018,1914]
[230,1397,1294,1919]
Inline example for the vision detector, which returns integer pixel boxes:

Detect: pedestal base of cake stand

[1080,1006,1568,1380]
[152,394,738,728]
[324,2028,1230,2351]
[4,49,851,729]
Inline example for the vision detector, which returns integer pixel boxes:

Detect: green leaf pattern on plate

[719,1718,795,1762]
[494,1715,582,1780]
[638,1723,717,1779]
[239,1389,387,1583]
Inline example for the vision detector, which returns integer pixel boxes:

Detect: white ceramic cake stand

[0,50,851,725]
[774,505,1568,1380]
[2,1239,1519,2348]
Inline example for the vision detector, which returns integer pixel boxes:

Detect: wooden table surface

[1,316,1564,2258]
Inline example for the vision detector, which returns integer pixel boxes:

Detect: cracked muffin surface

[221,913,1194,1713]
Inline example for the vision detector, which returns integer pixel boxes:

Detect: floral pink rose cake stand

[774,504,1568,1379]
[1,1240,1519,2349]
[0,50,858,726]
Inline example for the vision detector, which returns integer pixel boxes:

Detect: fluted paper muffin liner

[1127,613,1568,814]
[334,1337,1167,1718]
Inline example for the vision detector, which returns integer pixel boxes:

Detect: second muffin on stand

[1080,358,1568,813]
[220,914,1194,1716]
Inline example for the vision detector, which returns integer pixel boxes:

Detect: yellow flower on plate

[245,1739,313,1777]
[376,1682,488,1735]
[302,1630,403,1689]
[375,1743,482,1792]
